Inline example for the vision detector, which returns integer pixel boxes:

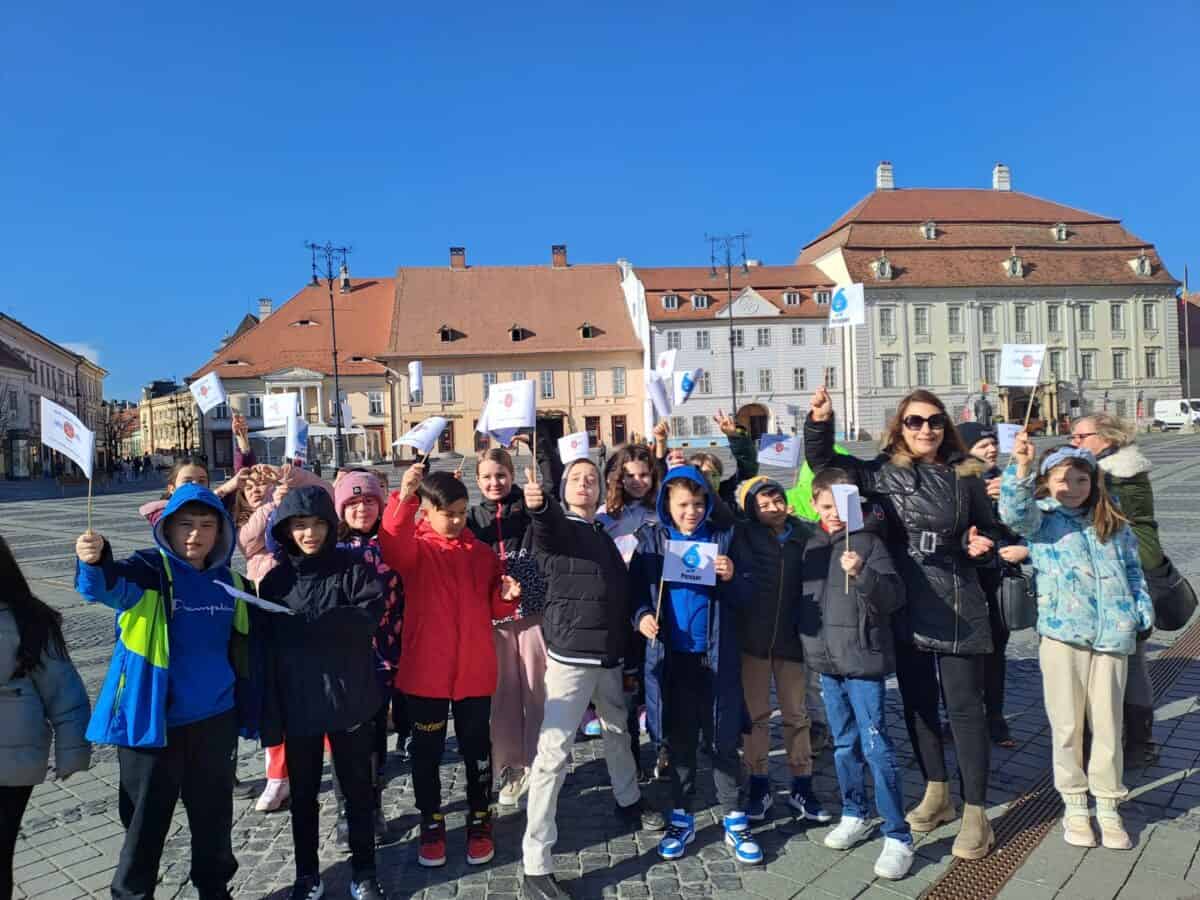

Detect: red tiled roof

[0,341,33,374]
[191,278,395,380]
[386,264,640,358]
[638,264,834,321]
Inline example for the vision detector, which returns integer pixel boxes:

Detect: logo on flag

[831,288,848,313]
[63,422,76,440]
[682,545,701,568]
[504,394,514,408]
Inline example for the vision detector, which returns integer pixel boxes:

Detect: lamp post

[306,241,352,468]
[707,233,750,414]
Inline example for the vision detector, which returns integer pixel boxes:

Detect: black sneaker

[349,876,386,900]
[289,875,324,900]
[523,874,574,899]
[615,798,666,832]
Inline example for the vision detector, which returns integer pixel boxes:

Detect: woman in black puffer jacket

[805,386,999,861]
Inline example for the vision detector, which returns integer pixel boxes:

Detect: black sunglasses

[901,413,949,432]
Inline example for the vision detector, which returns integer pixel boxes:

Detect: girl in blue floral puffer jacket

[999,437,1153,854]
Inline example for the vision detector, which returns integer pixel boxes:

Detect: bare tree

[172,393,197,456]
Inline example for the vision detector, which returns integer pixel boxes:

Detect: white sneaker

[874,837,915,880]
[823,816,873,850]
[497,768,529,807]
[255,778,290,812]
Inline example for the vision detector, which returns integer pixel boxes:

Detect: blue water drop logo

[831,288,847,313]
[681,373,694,393]
[682,545,702,569]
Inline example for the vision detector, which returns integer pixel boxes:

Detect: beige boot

[1096,798,1132,850]
[906,780,956,832]
[951,803,995,860]
[1061,794,1096,847]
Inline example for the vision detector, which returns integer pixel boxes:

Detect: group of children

[61,399,1156,900]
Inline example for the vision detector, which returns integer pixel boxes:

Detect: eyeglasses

[1069,432,1096,444]
[901,413,948,432]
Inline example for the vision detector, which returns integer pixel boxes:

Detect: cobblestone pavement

[7,435,1200,899]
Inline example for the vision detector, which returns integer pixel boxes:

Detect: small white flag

[39,397,94,479]
[828,283,866,328]
[264,392,300,427]
[475,404,519,448]
[996,423,1022,453]
[216,581,296,615]
[339,399,353,428]
[408,361,423,402]
[756,433,801,469]
[284,414,308,464]
[482,379,536,431]
[189,372,228,415]
[558,431,589,465]
[663,540,719,586]
[655,348,677,380]
[395,416,448,455]
[674,368,703,407]
[998,344,1047,387]
[646,372,673,418]
[831,484,865,532]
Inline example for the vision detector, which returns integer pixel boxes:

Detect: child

[466,448,547,808]
[630,467,758,864]
[74,483,254,900]
[521,458,666,900]
[958,422,1030,748]
[730,477,825,823]
[139,456,261,527]
[378,465,521,869]
[1001,436,1153,851]
[257,485,388,900]
[1,536,91,900]
[335,470,404,849]
[796,469,913,879]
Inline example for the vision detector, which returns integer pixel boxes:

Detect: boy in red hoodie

[378,464,521,869]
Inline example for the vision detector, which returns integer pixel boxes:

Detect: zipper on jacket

[952,469,961,654]
[768,546,785,658]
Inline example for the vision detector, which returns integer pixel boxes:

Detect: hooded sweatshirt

[466,485,546,618]
[654,466,718,653]
[257,485,386,741]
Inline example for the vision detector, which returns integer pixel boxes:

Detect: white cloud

[62,342,101,365]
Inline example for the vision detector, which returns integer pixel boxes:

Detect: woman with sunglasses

[804,386,999,860]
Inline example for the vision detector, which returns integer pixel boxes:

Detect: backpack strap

[157,549,175,616]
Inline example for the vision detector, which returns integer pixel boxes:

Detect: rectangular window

[756,327,771,347]
[981,306,997,334]
[792,367,806,391]
[1015,305,1029,333]
[1144,349,1159,378]
[824,367,837,389]
[790,326,805,346]
[1049,349,1064,377]
[439,374,455,403]
[916,357,931,387]
[582,368,596,398]
[784,291,801,306]
[585,416,601,443]
[1078,305,1094,332]
[1143,303,1158,331]
[666,331,681,351]
[983,351,999,384]
[950,355,965,386]
[670,415,688,437]
[948,306,963,335]
[1080,352,1096,381]
[1115,399,1128,418]
[815,290,831,305]
[695,330,710,350]
[540,370,554,399]
[914,307,929,336]
[879,307,895,337]
[511,370,526,382]
[1047,304,1062,332]
[1111,304,1125,331]
[881,358,897,388]
[1113,351,1128,380]
[662,294,679,310]
[692,416,710,436]
[612,367,626,397]
[734,370,746,394]
[248,395,263,419]
[368,391,383,416]
[821,327,836,346]
[212,402,229,420]
[482,371,498,397]
[698,372,712,394]
[758,369,772,392]
[731,328,744,348]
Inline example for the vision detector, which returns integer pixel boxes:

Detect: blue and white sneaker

[657,810,695,860]
[723,812,763,865]
[788,778,832,823]
[582,713,602,738]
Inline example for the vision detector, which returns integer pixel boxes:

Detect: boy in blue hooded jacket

[629,466,758,865]
[75,483,255,900]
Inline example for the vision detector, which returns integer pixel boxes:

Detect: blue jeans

[820,674,911,844]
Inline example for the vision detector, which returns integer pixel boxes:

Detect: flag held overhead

[674,367,703,407]
[557,431,589,465]
[189,372,228,415]
[407,361,423,402]
[396,416,449,455]
[756,433,801,469]
[264,392,300,427]
[646,372,673,418]
[40,397,94,480]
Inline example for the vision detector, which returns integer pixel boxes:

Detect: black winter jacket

[796,511,906,678]
[731,516,811,662]
[962,460,1026,597]
[804,414,999,655]
[257,486,386,742]
[530,499,632,668]
[466,487,546,618]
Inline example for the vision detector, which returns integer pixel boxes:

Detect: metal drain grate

[920,617,1200,900]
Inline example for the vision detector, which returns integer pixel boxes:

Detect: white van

[1152,399,1200,430]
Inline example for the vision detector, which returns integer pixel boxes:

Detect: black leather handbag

[1144,556,1198,632]
[1000,568,1038,632]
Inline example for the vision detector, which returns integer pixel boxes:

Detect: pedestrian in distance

[1,535,91,900]
[1001,434,1153,851]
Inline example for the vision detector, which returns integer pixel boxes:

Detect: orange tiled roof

[638,264,834,321]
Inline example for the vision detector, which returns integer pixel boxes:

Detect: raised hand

[522,466,545,510]
[1012,431,1036,476]
[713,409,738,437]
[399,462,426,502]
[76,532,105,565]
[810,386,833,422]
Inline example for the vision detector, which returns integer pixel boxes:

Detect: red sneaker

[418,814,446,868]
[466,810,495,865]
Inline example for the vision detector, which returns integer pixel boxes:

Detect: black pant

[373,702,390,765]
[113,709,238,900]
[895,642,990,805]
[984,593,1011,723]
[664,653,740,813]
[406,694,492,816]
[286,722,375,880]
[391,690,411,748]
[1,785,34,900]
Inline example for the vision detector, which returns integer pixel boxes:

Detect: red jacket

[378,493,514,700]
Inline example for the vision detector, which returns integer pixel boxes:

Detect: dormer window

[509,324,529,342]
[1132,249,1153,277]
[814,290,832,305]
[783,291,802,306]
[691,293,710,310]
[579,322,598,339]
[1004,247,1024,279]
[223,359,249,366]
[871,252,893,281]
[662,293,680,310]
[290,319,320,327]
[1053,223,1069,242]
[921,221,937,240]
[438,325,454,343]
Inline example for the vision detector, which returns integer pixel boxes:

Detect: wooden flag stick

[1021,382,1040,432]
[86,474,94,534]
[650,572,666,648]
[531,424,538,482]
[845,531,851,593]
[455,455,466,477]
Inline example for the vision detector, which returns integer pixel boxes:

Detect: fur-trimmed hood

[1097,443,1152,480]
[885,449,981,478]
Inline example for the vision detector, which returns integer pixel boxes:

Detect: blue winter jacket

[75,484,261,747]
[998,465,1153,655]
[629,466,749,753]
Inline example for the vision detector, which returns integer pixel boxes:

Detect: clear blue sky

[3,1,1197,400]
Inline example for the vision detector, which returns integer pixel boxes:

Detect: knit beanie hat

[737,475,787,521]
[957,422,997,452]
[334,470,385,520]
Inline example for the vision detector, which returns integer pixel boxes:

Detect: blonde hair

[1077,413,1134,450]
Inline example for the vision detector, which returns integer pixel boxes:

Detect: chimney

[875,161,895,191]
[338,262,351,293]
[552,244,568,268]
[258,297,272,319]
[449,246,466,270]
[992,162,1012,191]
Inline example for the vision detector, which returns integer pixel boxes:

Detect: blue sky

[3,1,1197,399]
